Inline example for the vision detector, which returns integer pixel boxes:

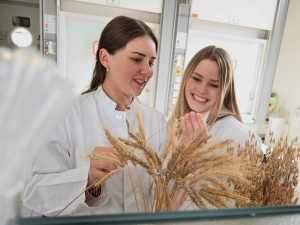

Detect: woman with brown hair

[23,16,168,216]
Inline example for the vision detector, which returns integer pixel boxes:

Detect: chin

[190,107,200,113]
[134,91,143,97]
[190,106,206,114]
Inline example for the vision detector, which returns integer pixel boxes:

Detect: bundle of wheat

[233,132,300,207]
[90,112,255,211]
[60,112,300,214]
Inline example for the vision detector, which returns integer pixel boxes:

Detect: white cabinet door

[191,0,278,30]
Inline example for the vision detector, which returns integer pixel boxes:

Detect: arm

[22,136,94,216]
[22,120,117,216]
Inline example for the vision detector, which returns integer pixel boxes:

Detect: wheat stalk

[61,112,300,213]
[232,133,300,207]
[99,112,255,211]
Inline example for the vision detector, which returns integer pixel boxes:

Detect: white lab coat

[185,109,262,210]
[204,108,262,152]
[22,86,168,216]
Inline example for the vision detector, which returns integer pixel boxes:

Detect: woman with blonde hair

[171,45,261,151]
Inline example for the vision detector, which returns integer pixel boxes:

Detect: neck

[115,102,132,111]
[102,83,132,111]
[201,112,207,117]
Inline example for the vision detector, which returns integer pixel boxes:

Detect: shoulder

[210,115,261,146]
[68,91,97,114]
[215,115,249,133]
[134,101,168,136]
[75,92,96,106]
[136,101,166,121]
[62,91,97,124]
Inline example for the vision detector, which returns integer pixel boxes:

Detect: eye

[132,58,141,63]
[192,76,201,82]
[149,62,155,67]
[210,83,219,88]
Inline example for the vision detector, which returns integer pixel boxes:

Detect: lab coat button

[116,114,122,120]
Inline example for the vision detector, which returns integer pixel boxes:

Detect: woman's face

[185,59,220,115]
[102,35,156,109]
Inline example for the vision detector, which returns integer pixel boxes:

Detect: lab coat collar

[95,86,137,112]
[202,107,231,124]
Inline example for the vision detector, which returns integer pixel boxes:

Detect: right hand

[180,111,208,145]
[87,146,125,187]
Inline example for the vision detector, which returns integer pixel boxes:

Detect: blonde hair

[171,45,242,128]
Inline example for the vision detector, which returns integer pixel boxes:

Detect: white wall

[0,2,39,49]
[271,0,300,144]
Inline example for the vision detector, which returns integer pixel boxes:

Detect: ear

[99,48,109,69]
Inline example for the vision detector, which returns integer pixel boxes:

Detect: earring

[106,68,109,72]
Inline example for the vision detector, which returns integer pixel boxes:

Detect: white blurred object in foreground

[0,47,75,224]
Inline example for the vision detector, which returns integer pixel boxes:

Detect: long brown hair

[82,16,158,94]
[171,45,242,127]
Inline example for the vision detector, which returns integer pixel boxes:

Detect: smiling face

[101,35,156,110]
[184,59,220,115]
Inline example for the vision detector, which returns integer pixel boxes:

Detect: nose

[198,82,208,94]
[140,62,152,78]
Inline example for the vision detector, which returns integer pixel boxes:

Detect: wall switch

[228,15,239,24]
[106,0,120,6]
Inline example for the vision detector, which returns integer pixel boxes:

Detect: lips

[193,94,208,102]
[133,78,147,87]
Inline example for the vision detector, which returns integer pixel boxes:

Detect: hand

[180,111,207,145]
[87,146,125,187]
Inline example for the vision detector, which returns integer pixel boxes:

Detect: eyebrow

[132,51,156,60]
[193,72,219,83]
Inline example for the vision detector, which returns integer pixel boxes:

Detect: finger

[93,147,126,166]
[195,113,207,133]
[104,152,126,167]
[180,115,188,139]
[88,160,118,185]
[91,159,119,171]
[184,113,195,137]
[93,146,120,156]
[189,111,201,132]
[195,113,208,144]
[98,168,112,173]
[88,168,110,185]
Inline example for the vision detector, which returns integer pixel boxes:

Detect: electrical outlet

[228,15,239,24]
[106,0,120,6]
